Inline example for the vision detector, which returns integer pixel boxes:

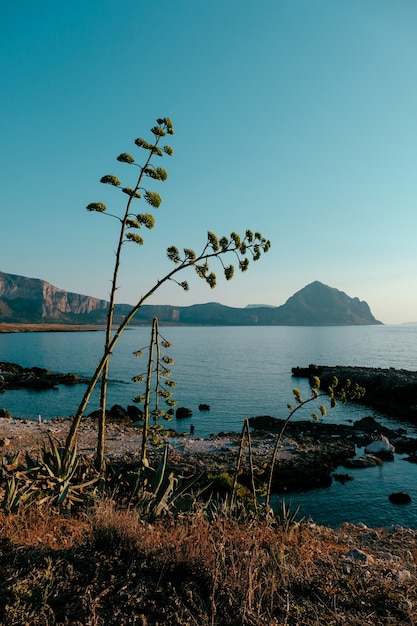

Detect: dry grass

[1,503,417,625]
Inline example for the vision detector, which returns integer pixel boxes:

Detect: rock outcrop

[0,361,89,391]
[292,365,417,422]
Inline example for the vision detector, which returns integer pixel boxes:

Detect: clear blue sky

[1,0,416,324]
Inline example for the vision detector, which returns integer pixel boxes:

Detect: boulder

[345,548,374,565]
[365,435,395,460]
[353,416,382,433]
[333,473,354,484]
[389,491,412,504]
[88,405,131,424]
[0,408,11,419]
[391,437,417,455]
[403,454,417,464]
[127,405,144,421]
[108,404,130,423]
[342,454,382,468]
[176,407,193,419]
[199,403,210,411]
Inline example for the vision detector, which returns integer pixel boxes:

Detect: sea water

[1,324,417,527]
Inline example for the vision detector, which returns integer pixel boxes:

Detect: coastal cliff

[0,272,108,323]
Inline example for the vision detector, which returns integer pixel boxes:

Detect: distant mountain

[0,272,382,326]
[0,272,108,324]
[270,281,382,326]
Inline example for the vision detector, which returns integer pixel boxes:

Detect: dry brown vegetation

[1,503,417,625]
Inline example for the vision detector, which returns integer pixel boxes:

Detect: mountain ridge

[0,272,382,326]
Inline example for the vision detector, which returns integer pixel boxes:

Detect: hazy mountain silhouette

[0,272,382,326]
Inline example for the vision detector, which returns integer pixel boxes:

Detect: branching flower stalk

[88,118,174,472]
[63,118,270,464]
[264,376,365,510]
[140,319,156,468]
[64,229,270,460]
[131,317,176,467]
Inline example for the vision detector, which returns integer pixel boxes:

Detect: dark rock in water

[292,365,417,422]
[389,491,411,504]
[176,407,193,419]
[0,361,90,391]
[199,403,210,411]
[353,416,384,433]
[108,404,130,423]
[364,435,395,460]
[392,438,417,454]
[127,405,143,421]
[0,408,11,419]
[262,438,356,493]
[403,454,417,464]
[342,455,382,469]
[333,473,354,484]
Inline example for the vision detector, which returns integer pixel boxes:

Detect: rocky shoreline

[0,361,90,391]
[293,364,417,422]
[2,362,417,495]
[2,411,417,495]
[248,414,417,492]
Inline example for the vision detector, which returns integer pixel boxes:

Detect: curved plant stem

[95,141,161,473]
[140,317,157,468]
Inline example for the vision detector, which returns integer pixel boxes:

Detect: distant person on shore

[190,423,195,437]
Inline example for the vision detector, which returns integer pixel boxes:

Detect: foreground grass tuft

[0,504,416,625]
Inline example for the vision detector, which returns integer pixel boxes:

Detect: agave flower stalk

[63,118,270,464]
[92,118,174,473]
[64,228,271,462]
[264,376,365,510]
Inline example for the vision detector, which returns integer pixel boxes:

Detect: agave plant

[34,436,99,507]
[0,437,99,511]
[135,445,202,519]
[0,472,39,514]
[273,498,302,533]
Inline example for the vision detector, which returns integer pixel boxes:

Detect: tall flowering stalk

[85,118,174,472]
[63,118,271,466]
[131,317,177,468]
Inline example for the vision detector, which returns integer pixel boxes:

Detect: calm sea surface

[1,324,417,528]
